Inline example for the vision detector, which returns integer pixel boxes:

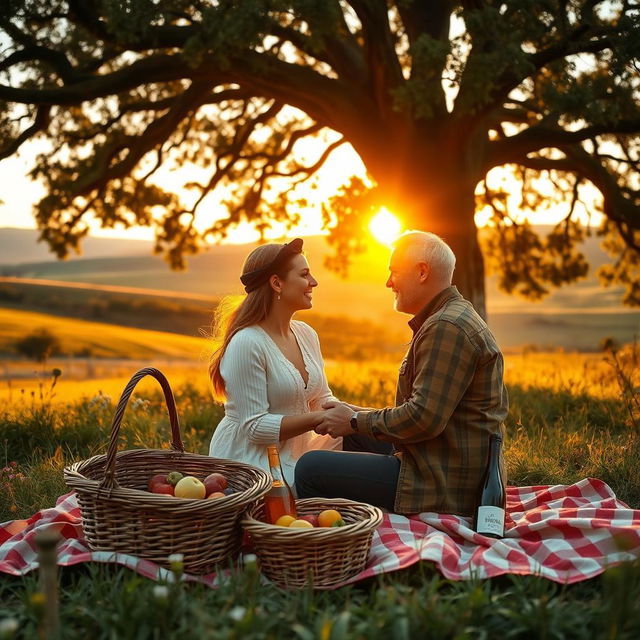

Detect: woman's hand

[343,402,374,412]
[315,401,356,438]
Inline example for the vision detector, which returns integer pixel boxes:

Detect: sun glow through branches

[369,208,403,246]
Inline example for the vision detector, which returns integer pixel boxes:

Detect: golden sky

[0,138,602,245]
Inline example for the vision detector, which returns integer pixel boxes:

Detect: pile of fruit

[273,509,345,529]
[146,471,233,499]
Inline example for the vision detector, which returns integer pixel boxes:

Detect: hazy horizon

[1,226,638,352]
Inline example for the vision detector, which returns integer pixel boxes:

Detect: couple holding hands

[208,231,508,516]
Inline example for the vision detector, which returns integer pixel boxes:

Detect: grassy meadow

[2,220,640,638]
[1,337,640,638]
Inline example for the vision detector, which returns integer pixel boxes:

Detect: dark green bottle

[474,434,506,538]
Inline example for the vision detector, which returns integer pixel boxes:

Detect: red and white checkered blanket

[1,478,639,587]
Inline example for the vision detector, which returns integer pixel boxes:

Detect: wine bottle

[474,433,506,538]
[263,445,297,524]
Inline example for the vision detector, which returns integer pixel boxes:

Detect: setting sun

[369,208,403,246]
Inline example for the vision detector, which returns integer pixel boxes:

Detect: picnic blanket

[1,478,639,587]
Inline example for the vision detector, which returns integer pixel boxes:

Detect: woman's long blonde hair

[209,243,298,402]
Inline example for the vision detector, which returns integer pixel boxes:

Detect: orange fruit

[289,519,314,529]
[274,515,296,527]
[317,509,344,527]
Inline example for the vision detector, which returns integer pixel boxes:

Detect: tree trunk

[443,222,487,321]
[376,169,487,320]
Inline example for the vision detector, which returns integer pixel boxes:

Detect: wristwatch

[349,411,359,432]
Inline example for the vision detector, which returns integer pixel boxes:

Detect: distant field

[490,310,639,352]
[0,280,408,361]
[0,365,207,406]
[0,308,209,360]
[3,226,638,352]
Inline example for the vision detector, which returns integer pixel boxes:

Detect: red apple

[203,472,228,496]
[151,482,174,496]
[147,474,167,491]
[207,491,225,499]
[298,514,319,527]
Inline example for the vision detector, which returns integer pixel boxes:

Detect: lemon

[274,514,296,527]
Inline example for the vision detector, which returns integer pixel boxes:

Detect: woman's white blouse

[209,320,342,487]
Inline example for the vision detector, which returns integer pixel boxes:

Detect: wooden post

[35,529,60,639]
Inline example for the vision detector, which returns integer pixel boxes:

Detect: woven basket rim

[241,497,383,537]
[64,449,271,514]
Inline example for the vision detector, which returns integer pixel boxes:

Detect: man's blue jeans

[294,434,400,512]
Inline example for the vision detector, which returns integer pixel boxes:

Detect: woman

[208,238,341,487]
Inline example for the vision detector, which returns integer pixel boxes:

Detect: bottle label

[476,506,505,536]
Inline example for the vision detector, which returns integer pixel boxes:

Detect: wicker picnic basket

[64,367,271,574]
[242,497,383,588]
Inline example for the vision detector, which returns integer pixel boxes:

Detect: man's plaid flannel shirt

[356,286,508,515]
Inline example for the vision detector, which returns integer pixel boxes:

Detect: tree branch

[269,136,347,179]
[268,7,363,83]
[240,123,323,163]
[459,6,630,121]
[0,53,222,104]
[518,146,640,237]
[0,106,51,159]
[231,51,373,134]
[70,80,215,196]
[487,119,640,169]
[0,44,88,83]
[345,0,405,118]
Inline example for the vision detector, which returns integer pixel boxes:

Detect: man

[294,231,508,516]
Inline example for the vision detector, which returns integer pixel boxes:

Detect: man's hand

[315,401,356,438]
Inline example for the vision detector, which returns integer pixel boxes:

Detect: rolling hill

[1,227,638,352]
[0,307,207,360]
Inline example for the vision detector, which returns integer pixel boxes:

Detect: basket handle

[100,367,184,490]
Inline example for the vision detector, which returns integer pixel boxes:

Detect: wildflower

[131,398,150,411]
[168,553,184,580]
[243,553,258,576]
[228,606,247,622]
[0,617,19,639]
[89,394,111,409]
[168,553,184,570]
[29,592,46,612]
[153,585,169,601]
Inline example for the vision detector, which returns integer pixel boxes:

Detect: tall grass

[1,550,640,639]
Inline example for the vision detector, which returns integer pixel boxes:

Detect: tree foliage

[0,1,639,310]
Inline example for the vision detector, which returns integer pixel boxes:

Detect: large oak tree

[1,0,639,317]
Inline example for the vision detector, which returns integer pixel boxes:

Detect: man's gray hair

[393,231,456,283]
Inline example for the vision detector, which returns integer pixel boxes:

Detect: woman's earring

[277,294,281,301]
